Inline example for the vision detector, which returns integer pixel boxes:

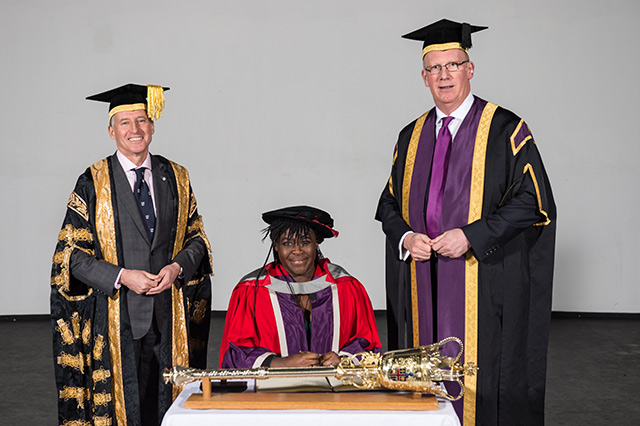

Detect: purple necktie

[426,116,454,239]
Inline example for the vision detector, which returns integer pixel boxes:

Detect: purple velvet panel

[407,98,488,357]
[341,337,380,355]
[435,255,466,360]
[221,342,271,369]
[408,111,437,346]
[309,287,335,354]
[513,120,533,148]
[439,98,487,419]
[276,286,335,355]
[436,97,486,359]
[408,111,436,236]
[276,292,308,354]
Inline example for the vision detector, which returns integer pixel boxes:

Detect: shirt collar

[116,150,152,172]
[435,92,474,123]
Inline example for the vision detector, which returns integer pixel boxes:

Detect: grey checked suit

[70,153,207,339]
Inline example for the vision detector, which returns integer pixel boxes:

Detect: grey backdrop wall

[1,0,638,315]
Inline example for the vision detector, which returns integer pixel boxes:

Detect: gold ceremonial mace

[164,337,478,401]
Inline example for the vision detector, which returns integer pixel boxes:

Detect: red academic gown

[220,258,381,368]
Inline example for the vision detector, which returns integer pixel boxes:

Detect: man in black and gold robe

[376,20,556,426]
[51,84,213,426]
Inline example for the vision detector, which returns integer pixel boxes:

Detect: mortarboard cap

[86,83,169,121]
[402,19,487,58]
[262,205,339,239]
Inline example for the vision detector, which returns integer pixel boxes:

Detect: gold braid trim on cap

[108,103,146,120]
[146,85,165,120]
[422,42,467,58]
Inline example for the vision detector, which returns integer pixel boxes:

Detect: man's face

[108,109,154,164]
[274,229,318,282]
[421,49,474,115]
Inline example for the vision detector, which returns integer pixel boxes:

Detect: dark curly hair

[262,218,325,265]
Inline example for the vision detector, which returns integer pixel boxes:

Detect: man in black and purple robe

[375,19,556,426]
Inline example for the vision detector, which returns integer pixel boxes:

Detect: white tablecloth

[161,382,461,426]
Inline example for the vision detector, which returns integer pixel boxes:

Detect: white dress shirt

[113,151,157,288]
[116,150,157,214]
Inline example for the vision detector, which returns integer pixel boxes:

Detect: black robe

[376,96,556,426]
[51,155,213,426]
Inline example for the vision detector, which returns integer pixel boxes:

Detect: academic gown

[50,154,213,426]
[375,96,556,426]
[220,258,381,369]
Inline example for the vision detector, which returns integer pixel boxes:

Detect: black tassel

[253,243,274,339]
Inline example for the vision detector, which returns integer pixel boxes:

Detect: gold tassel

[146,85,165,120]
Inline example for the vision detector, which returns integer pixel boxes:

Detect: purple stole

[405,97,487,351]
[403,97,489,421]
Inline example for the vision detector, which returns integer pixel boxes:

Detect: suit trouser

[133,305,162,426]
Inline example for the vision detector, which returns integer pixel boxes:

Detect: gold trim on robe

[463,101,498,426]
[523,164,551,226]
[169,161,191,399]
[90,159,127,426]
[401,111,430,348]
[510,119,533,156]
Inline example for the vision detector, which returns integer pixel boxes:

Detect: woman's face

[274,229,318,282]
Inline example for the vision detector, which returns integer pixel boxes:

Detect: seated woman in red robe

[220,206,381,368]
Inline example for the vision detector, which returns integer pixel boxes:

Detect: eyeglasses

[424,60,469,75]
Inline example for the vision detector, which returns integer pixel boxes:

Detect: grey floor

[1,313,638,425]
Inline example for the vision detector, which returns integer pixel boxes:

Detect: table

[161,382,461,426]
